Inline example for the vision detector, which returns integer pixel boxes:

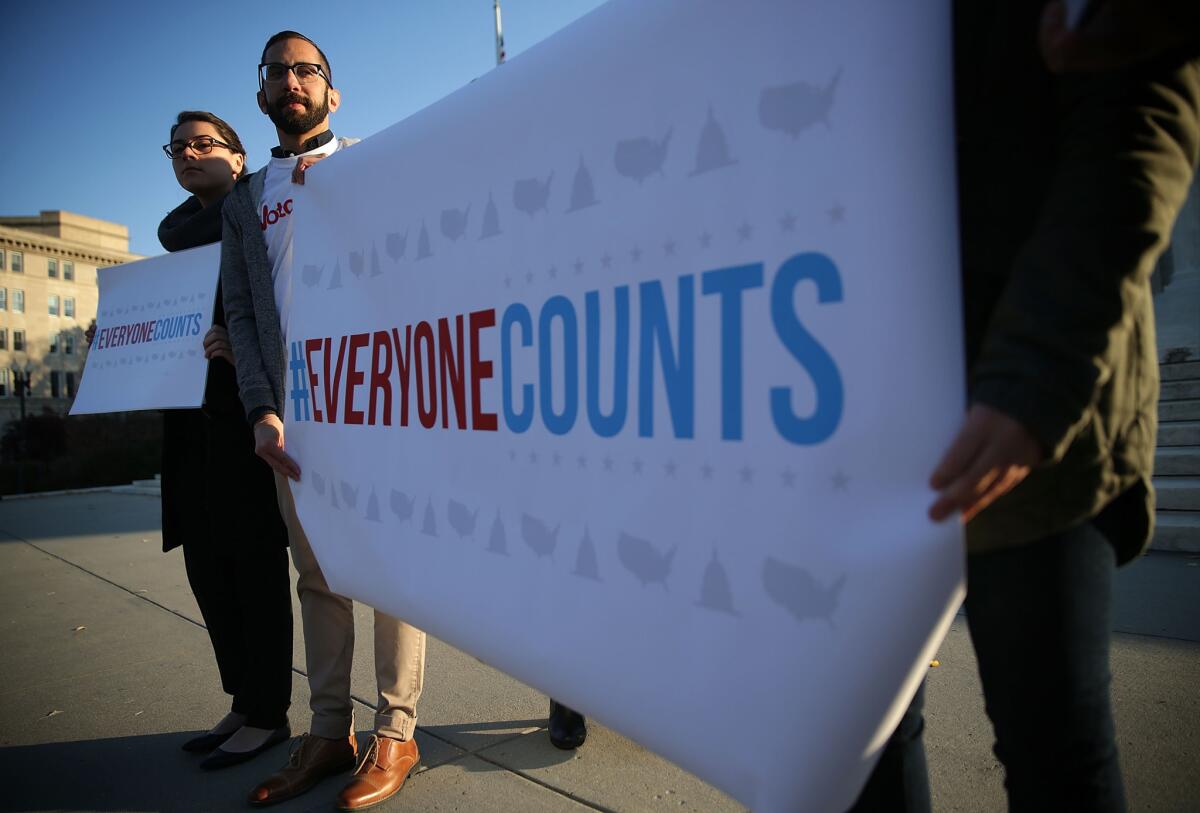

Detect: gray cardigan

[220,137,357,421]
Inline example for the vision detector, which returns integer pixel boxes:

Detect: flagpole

[494,0,507,65]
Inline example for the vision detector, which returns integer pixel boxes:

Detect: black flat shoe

[548,700,587,750]
[181,730,235,753]
[200,726,291,770]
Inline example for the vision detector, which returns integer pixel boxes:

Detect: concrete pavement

[1,492,1197,812]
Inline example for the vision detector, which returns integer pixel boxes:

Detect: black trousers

[182,537,293,730]
[851,521,1125,812]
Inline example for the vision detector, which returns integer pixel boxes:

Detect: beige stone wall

[0,214,142,424]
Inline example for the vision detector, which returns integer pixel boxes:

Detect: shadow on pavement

[1,730,343,813]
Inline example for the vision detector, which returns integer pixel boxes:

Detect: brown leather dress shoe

[335,735,420,811]
[247,733,357,807]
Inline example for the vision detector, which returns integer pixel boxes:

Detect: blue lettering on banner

[701,263,764,441]
[289,340,312,422]
[502,303,534,433]
[638,276,695,439]
[770,252,844,444]
[539,295,579,435]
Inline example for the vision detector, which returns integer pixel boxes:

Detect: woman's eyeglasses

[163,136,236,159]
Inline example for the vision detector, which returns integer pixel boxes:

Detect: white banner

[71,243,217,415]
[287,1,965,810]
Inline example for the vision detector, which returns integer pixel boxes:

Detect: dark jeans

[183,539,293,730]
[851,521,1125,812]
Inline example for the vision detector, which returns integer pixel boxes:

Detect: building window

[64,297,75,318]
[48,294,59,316]
[0,249,5,270]
[66,371,76,398]
[0,329,6,350]
[48,259,58,278]
[49,333,58,354]
[13,330,25,351]
[0,288,6,310]
[64,334,75,355]
[10,252,22,274]
[63,261,74,281]
[13,290,24,313]
[51,371,61,399]
[0,369,7,397]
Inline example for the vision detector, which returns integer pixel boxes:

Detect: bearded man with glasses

[219,30,427,811]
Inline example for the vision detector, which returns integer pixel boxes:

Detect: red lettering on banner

[260,199,294,231]
[469,309,498,431]
[438,316,466,430]
[369,331,393,426]
[414,321,437,429]
[323,336,348,424]
[391,326,412,427]
[306,338,324,422]
[344,332,369,425]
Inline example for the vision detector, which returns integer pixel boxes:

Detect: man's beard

[268,90,329,135]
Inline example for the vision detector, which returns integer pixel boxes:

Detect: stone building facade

[0,211,142,425]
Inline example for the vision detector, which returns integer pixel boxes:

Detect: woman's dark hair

[170,111,248,178]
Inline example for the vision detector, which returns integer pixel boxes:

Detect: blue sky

[0,1,607,257]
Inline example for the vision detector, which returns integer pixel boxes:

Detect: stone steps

[1158,420,1200,447]
[1152,512,1200,553]
[1153,477,1200,510]
[1160,398,1200,422]
[1160,378,1200,401]
[1152,369,1200,552]
[1155,446,1200,475]
[1160,361,1200,382]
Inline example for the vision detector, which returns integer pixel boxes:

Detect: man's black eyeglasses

[162,136,237,159]
[258,62,331,88]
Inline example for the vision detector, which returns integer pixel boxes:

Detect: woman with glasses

[158,111,292,770]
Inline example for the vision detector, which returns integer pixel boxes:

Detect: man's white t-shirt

[258,136,341,338]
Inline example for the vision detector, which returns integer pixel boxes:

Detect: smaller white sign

[71,243,219,415]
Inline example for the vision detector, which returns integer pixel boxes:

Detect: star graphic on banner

[603,455,614,471]
[525,270,534,284]
[739,465,754,484]
[699,230,712,249]
[552,451,562,466]
[509,449,517,462]
[737,221,753,242]
[529,450,538,464]
[630,246,642,263]
[663,238,676,256]
[504,276,512,288]
[781,467,797,487]
[632,458,644,474]
[833,470,851,490]
[547,265,558,279]
[601,252,613,269]
[574,258,585,274]
[664,460,678,477]
[779,212,798,232]
[828,202,846,223]
[577,455,587,469]
[701,463,714,480]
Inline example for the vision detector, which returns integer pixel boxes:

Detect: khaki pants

[275,473,425,741]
